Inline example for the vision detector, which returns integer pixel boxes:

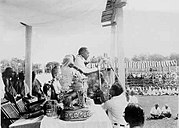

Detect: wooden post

[111,1,125,88]
[20,22,32,95]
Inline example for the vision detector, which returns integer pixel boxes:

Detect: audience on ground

[161,104,172,118]
[150,104,162,119]
[124,103,145,128]
[126,72,178,88]
[126,86,178,96]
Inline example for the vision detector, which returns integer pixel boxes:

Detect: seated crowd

[126,72,178,88]
[126,86,179,96]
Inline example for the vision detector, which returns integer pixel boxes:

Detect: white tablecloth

[9,115,43,128]
[40,105,113,128]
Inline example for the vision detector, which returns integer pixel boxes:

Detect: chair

[1,101,20,124]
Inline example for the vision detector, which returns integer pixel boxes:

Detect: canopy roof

[0,0,114,63]
[0,0,106,31]
[0,0,179,64]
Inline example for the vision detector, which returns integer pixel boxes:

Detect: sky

[0,0,179,64]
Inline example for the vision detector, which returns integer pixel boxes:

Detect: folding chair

[1,102,21,124]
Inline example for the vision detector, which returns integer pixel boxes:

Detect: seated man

[102,82,128,127]
[124,103,145,128]
[161,104,172,118]
[150,104,162,119]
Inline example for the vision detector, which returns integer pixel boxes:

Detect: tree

[169,53,179,66]
[131,54,166,61]
[131,55,140,61]
[0,59,10,72]
[10,58,25,72]
[147,54,166,61]
[0,57,44,74]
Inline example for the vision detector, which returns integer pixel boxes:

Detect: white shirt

[161,106,171,114]
[102,93,128,125]
[150,107,161,116]
[74,55,98,74]
[129,95,138,104]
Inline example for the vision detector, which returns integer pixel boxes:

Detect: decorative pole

[20,22,32,95]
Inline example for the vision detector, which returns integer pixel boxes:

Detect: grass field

[137,95,178,128]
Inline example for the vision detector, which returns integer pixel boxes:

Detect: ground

[137,95,178,128]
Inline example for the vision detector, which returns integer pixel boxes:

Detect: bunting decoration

[87,60,177,69]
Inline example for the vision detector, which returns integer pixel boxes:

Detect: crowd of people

[126,72,178,88]
[1,67,44,101]
[126,86,179,96]
[1,47,178,128]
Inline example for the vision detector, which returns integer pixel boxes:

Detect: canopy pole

[110,1,125,89]
[20,22,32,95]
